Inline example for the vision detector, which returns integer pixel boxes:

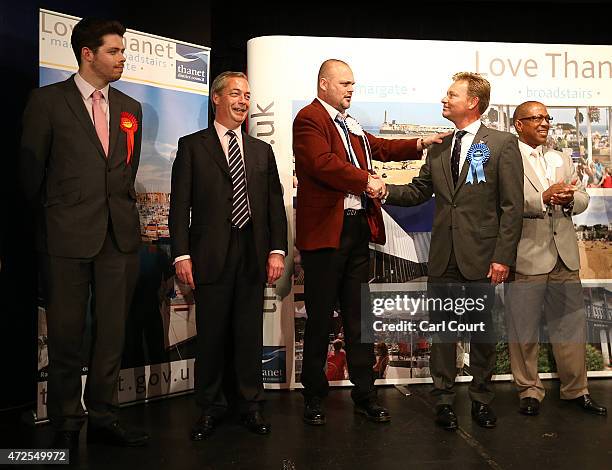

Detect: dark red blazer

[293,98,421,250]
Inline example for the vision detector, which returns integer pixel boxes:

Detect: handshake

[366,173,387,200]
[364,132,450,201]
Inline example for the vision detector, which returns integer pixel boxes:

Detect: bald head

[317,59,355,113]
[317,59,350,83]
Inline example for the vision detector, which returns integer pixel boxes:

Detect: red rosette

[120,112,138,165]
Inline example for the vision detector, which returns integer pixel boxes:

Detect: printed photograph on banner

[496,284,611,375]
[581,283,612,372]
[366,284,433,381]
[572,192,612,280]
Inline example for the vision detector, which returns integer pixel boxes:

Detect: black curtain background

[1,0,611,413]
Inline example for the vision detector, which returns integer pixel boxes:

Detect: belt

[344,208,365,216]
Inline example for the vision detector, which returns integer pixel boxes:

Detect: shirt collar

[316,97,346,121]
[456,119,481,136]
[74,73,109,102]
[214,120,243,143]
[518,140,543,158]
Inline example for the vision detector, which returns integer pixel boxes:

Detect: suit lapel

[63,77,107,160]
[201,128,230,179]
[438,136,453,194]
[454,123,488,196]
[242,132,257,203]
[522,151,545,193]
[108,87,122,161]
[314,99,358,167]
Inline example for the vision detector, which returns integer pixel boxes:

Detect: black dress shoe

[354,400,391,423]
[519,397,540,416]
[87,421,149,447]
[471,401,497,428]
[570,394,607,416]
[435,405,458,431]
[303,397,326,425]
[52,430,79,450]
[191,415,217,441]
[241,411,271,435]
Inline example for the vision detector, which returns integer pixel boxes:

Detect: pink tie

[92,90,109,156]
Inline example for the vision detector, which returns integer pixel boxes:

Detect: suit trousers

[427,250,496,406]
[43,227,139,431]
[300,211,376,404]
[193,224,265,416]
[505,257,588,401]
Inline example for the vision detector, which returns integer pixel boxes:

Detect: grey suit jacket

[386,124,524,280]
[515,146,588,275]
[20,76,143,257]
[169,126,288,284]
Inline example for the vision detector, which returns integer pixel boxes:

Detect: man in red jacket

[293,58,445,425]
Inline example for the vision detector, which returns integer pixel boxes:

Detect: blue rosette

[465,143,491,184]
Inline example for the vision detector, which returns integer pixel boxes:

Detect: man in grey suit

[506,101,606,417]
[169,71,288,440]
[20,18,148,448]
[382,72,524,430]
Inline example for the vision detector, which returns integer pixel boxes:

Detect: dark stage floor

[1,380,610,469]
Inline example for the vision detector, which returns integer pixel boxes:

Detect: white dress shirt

[214,120,245,165]
[316,97,363,210]
[451,119,482,175]
[73,73,110,128]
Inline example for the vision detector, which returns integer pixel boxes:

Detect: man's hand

[550,190,575,206]
[175,258,195,289]
[267,253,285,284]
[543,180,576,205]
[550,178,577,206]
[419,131,452,150]
[366,173,386,198]
[487,262,509,285]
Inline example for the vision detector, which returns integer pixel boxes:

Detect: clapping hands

[543,179,577,206]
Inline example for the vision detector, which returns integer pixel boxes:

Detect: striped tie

[335,114,368,209]
[227,130,250,228]
[335,115,358,166]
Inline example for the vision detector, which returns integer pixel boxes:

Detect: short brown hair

[210,71,248,112]
[452,72,490,114]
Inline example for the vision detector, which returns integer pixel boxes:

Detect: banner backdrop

[36,9,210,420]
[247,36,612,388]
